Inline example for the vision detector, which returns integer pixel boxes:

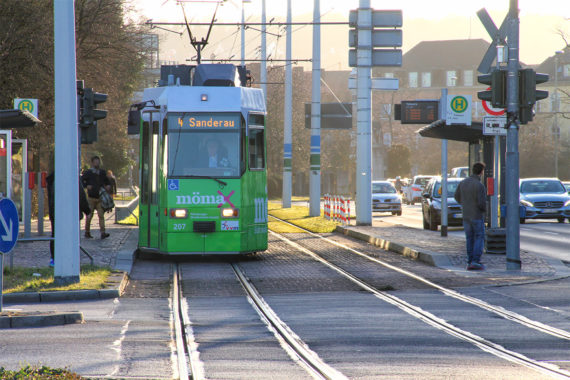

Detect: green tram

[135,64,268,255]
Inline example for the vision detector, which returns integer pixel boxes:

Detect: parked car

[450,166,469,178]
[404,175,434,205]
[519,178,570,223]
[372,181,402,215]
[421,177,463,231]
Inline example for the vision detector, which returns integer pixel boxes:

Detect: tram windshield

[167,113,241,177]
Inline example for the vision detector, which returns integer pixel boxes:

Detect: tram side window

[248,129,265,170]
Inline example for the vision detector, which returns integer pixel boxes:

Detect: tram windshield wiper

[188,175,227,187]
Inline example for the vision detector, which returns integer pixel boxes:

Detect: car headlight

[520,200,533,207]
[564,200,570,207]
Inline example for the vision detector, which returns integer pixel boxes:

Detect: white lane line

[109,320,131,377]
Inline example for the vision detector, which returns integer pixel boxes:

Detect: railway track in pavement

[267,215,570,379]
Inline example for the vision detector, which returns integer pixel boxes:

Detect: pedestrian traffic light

[79,87,107,144]
[518,69,548,124]
[477,69,506,108]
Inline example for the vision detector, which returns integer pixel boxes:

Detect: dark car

[421,177,463,231]
[519,178,570,223]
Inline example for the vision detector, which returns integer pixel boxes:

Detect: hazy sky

[134,0,569,68]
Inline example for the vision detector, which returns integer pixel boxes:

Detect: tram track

[268,215,570,379]
[172,261,348,380]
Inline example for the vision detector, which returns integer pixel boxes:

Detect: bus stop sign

[0,198,19,253]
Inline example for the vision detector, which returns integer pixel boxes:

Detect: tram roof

[142,85,266,114]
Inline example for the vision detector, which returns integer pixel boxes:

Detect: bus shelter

[416,119,506,227]
[0,109,40,221]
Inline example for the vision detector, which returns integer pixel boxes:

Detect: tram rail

[268,215,570,379]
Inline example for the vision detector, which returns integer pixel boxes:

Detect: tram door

[140,112,161,249]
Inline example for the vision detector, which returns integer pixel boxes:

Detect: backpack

[99,187,115,212]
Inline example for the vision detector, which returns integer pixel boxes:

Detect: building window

[463,70,473,86]
[408,72,418,88]
[384,72,394,78]
[446,71,457,87]
[563,64,570,78]
[421,72,431,87]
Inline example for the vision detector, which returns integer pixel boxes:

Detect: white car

[404,175,434,205]
[372,181,402,215]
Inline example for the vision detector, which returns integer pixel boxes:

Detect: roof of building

[402,39,491,71]
[535,47,570,79]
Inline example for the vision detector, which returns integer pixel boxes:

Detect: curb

[0,311,83,329]
[336,225,454,269]
[2,271,129,304]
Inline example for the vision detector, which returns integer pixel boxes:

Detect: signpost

[13,98,39,119]
[0,198,19,312]
[446,95,472,125]
[482,116,507,136]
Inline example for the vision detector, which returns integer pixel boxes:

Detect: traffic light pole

[309,0,321,217]
[355,0,372,225]
[505,0,521,270]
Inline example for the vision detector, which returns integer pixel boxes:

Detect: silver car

[372,181,402,215]
[519,178,570,223]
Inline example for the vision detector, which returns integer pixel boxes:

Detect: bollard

[38,171,47,236]
[24,172,33,238]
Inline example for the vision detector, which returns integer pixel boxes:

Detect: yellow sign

[450,96,468,113]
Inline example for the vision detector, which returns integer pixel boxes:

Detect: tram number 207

[173,223,186,231]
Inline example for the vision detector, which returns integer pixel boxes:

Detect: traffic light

[477,69,507,108]
[518,69,549,124]
[79,87,107,144]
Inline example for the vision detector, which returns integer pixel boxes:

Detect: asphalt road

[373,204,570,262]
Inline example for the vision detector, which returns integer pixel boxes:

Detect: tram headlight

[170,208,188,219]
[221,208,239,218]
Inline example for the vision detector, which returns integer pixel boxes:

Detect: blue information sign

[0,198,19,253]
[168,179,179,191]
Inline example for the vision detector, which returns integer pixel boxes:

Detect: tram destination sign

[394,100,439,125]
[172,113,240,129]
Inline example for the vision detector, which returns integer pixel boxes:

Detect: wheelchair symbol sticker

[168,179,179,191]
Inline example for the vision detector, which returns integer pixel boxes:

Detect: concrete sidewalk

[337,221,570,280]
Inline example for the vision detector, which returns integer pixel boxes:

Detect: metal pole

[491,134,499,227]
[241,1,245,67]
[309,0,321,217]
[554,54,559,178]
[282,0,292,208]
[355,0,372,225]
[23,173,31,238]
[0,253,3,312]
[505,0,521,270]
[54,0,80,284]
[38,176,45,235]
[440,88,448,237]
[260,0,267,100]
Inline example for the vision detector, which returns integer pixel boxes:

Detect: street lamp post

[554,50,563,178]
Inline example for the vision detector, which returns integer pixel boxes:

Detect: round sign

[0,198,19,254]
[481,87,506,116]
[450,96,469,113]
[18,100,35,113]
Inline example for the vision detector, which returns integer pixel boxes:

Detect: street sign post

[445,95,472,125]
[482,116,507,135]
[13,98,39,118]
[0,198,19,312]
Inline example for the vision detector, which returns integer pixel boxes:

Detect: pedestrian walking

[82,156,111,239]
[454,162,487,270]
[106,170,117,197]
[395,176,403,193]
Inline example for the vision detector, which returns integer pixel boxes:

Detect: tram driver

[204,138,230,168]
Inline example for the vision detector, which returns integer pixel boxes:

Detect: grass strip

[117,205,139,225]
[0,365,83,379]
[268,202,337,233]
[3,265,113,293]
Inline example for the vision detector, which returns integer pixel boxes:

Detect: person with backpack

[81,156,112,239]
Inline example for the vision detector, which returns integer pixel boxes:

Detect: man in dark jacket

[454,162,486,270]
[82,156,111,239]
